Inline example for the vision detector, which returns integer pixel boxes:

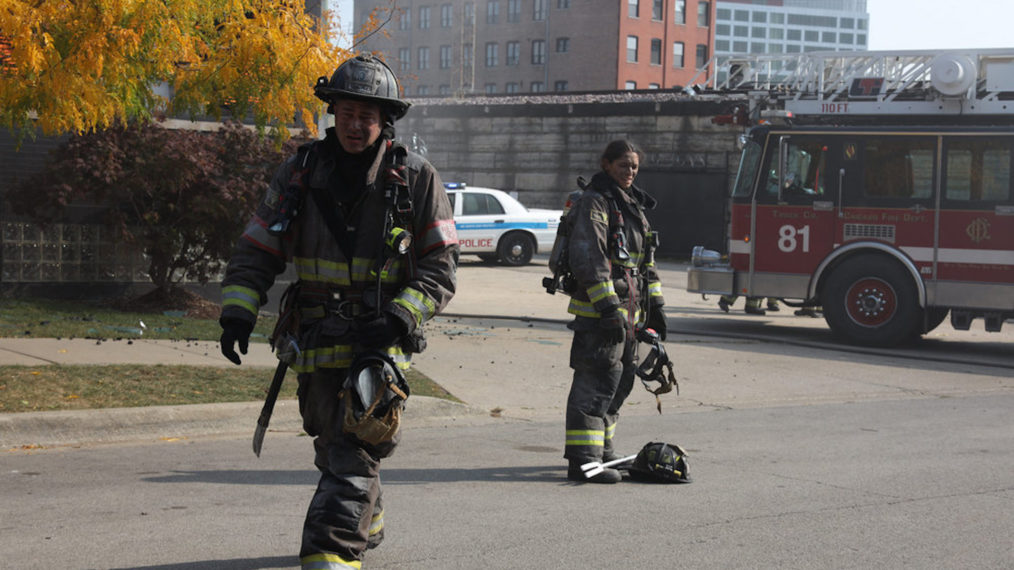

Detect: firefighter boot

[744,298,766,315]
[568,462,622,484]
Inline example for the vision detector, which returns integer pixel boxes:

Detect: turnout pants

[564,316,638,463]
[297,368,400,569]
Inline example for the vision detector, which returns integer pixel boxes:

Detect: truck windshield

[732,140,762,198]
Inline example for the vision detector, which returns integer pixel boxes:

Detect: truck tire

[822,255,921,346]
[497,232,534,266]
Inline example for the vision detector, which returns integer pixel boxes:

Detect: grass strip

[0,364,458,413]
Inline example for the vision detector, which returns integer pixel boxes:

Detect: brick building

[353,0,716,95]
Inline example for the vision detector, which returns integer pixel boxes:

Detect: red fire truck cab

[687,50,1014,346]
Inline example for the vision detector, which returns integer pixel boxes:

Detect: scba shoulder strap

[267,143,316,236]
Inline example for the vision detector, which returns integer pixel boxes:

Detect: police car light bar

[444,182,467,189]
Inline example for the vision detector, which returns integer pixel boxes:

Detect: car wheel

[497,232,534,266]
[822,255,921,346]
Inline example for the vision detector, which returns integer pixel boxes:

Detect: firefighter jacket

[220,128,458,373]
[565,171,664,323]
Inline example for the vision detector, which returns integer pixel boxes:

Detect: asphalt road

[2,257,1012,569]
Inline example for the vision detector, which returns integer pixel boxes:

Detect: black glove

[358,312,407,350]
[645,304,668,341]
[598,307,628,345]
[220,318,253,365]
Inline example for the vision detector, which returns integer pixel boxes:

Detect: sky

[866,0,1014,51]
[335,0,1014,52]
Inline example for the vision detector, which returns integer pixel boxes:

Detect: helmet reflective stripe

[392,286,436,324]
[565,429,605,447]
[222,285,260,316]
[301,553,361,569]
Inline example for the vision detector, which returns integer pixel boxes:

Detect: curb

[1,396,490,450]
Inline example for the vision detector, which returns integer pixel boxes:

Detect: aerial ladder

[685,48,1014,123]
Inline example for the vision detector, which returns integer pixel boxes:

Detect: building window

[769,28,783,40]
[716,23,730,35]
[439,84,451,95]
[465,2,475,24]
[805,30,819,42]
[399,48,411,71]
[441,4,453,27]
[752,11,766,23]
[485,83,497,94]
[628,0,638,18]
[554,80,568,91]
[649,83,660,89]
[532,39,546,64]
[485,42,498,66]
[419,6,431,29]
[752,27,765,39]
[558,0,570,8]
[534,0,547,20]
[625,80,637,89]
[417,85,429,96]
[440,45,452,68]
[650,38,662,65]
[697,1,710,26]
[506,41,520,65]
[695,43,708,69]
[487,0,499,24]
[734,9,748,22]
[652,0,663,20]
[556,37,569,52]
[506,82,520,93]
[507,0,520,22]
[715,39,729,52]
[771,12,784,24]
[674,0,685,24]
[787,29,801,41]
[822,31,836,44]
[531,81,545,92]
[750,42,764,54]
[840,32,854,44]
[399,9,411,30]
[734,25,747,37]
[418,46,430,70]
[673,41,684,67]
[733,40,746,51]
[627,35,638,62]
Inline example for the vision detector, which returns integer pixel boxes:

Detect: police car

[445,183,562,266]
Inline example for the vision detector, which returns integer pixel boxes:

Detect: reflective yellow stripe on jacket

[222,285,260,318]
[291,344,411,373]
[301,553,361,570]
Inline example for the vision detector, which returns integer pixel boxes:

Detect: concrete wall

[399,97,741,256]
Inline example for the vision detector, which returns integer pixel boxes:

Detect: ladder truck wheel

[822,255,922,347]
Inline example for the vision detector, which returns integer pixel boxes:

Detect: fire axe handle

[252,359,289,457]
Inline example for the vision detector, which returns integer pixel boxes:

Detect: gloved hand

[220,318,253,365]
[598,307,628,345]
[645,304,668,341]
[358,312,407,350]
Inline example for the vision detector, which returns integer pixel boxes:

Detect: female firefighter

[563,140,667,483]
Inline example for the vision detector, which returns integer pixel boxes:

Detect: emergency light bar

[444,182,467,189]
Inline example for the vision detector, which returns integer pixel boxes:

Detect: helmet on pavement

[315,54,411,121]
[629,442,691,483]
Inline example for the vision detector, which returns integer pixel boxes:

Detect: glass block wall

[2,222,149,284]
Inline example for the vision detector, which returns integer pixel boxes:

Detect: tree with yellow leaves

[0,0,386,139]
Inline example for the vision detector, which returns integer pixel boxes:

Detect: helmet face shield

[316,55,411,121]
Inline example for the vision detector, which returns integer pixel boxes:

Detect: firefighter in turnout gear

[219,55,458,568]
[563,140,666,483]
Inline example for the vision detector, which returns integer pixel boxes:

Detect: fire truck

[687,49,1014,346]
